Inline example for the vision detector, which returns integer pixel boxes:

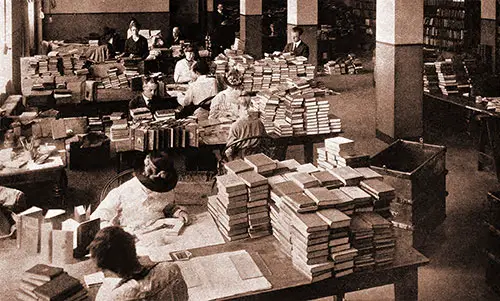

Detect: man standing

[212,3,234,55]
[283,26,310,59]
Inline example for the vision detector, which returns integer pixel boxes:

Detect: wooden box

[370,139,447,249]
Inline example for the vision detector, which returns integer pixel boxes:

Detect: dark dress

[124,35,149,59]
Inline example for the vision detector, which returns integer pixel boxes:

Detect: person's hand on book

[177,210,190,225]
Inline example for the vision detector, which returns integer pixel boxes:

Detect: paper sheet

[178,250,272,301]
[84,271,105,287]
[135,212,225,261]
[95,277,121,301]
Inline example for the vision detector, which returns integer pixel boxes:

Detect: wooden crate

[370,139,447,249]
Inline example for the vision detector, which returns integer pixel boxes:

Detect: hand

[178,210,190,225]
[110,206,123,226]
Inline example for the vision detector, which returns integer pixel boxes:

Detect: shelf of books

[424,0,480,53]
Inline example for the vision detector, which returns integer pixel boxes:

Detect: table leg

[304,142,314,164]
[394,267,418,301]
[53,169,68,206]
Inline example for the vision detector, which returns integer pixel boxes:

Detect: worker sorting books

[283,26,310,59]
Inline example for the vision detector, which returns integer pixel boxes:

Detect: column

[287,0,318,65]
[240,0,262,59]
[481,0,496,73]
[375,0,424,142]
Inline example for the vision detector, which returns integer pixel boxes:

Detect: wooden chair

[98,169,135,204]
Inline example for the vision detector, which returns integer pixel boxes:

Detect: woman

[89,226,189,301]
[209,69,246,120]
[126,18,139,39]
[122,23,149,60]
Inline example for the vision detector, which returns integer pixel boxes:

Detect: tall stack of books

[273,119,293,137]
[61,54,73,75]
[359,212,395,268]
[304,96,319,134]
[17,264,87,301]
[339,186,373,213]
[48,56,59,73]
[238,170,271,238]
[107,68,120,89]
[244,153,277,177]
[423,62,440,93]
[256,90,279,132]
[316,147,334,170]
[324,137,370,168]
[435,60,459,95]
[360,179,396,218]
[290,211,332,282]
[350,215,375,272]
[317,209,355,277]
[38,58,48,74]
[284,94,305,135]
[208,174,249,241]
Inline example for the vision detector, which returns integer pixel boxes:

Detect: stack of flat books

[279,186,318,214]
[329,189,356,215]
[423,62,440,94]
[329,114,342,133]
[360,179,396,217]
[305,187,338,209]
[325,137,370,167]
[359,212,395,269]
[289,172,320,190]
[129,107,153,121]
[224,159,254,175]
[238,170,271,238]
[244,153,277,177]
[290,211,332,282]
[339,186,373,213]
[61,54,73,75]
[208,174,249,241]
[296,163,320,174]
[435,60,459,95]
[274,159,300,174]
[316,209,355,278]
[88,117,104,132]
[284,94,305,136]
[273,119,293,137]
[110,123,129,141]
[316,147,333,169]
[350,215,375,273]
[310,171,343,189]
[154,109,176,121]
[317,99,331,134]
[304,96,319,135]
[355,167,384,181]
[328,166,364,186]
[18,264,88,301]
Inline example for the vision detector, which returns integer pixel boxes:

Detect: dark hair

[292,26,303,36]
[192,60,210,75]
[135,151,178,192]
[142,76,157,86]
[89,227,139,277]
[129,18,139,27]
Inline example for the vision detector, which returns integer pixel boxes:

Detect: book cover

[25,264,64,282]
[33,273,83,301]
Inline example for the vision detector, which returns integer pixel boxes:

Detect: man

[212,3,234,55]
[173,46,197,83]
[283,26,310,59]
[225,107,266,160]
[89,226,188,300]
[129,78,175,114]
[90,151,190,232]
[166,27,183,48]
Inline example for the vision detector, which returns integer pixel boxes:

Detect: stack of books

[329,166,364,186]
[360,179,396,217]
[110,123,130,141]
[325,137,369,168]
[435,60,459,95]
[123,60,140,79]
[350,214,375,272]
[88,117,104,132]
[310,171,343,189]
[107,68,120,89]
[129,107,153,121]
[38,58,48,74]
[278,183,318,213]
[224,159,253,175]
[48,56,59,73]
[290,211,332,282]
[304,187,338,209]
[329,189,356,216]
[208,174,249,241]
[339,186,373,213]
[317,209,355,277]
[18,264,87,301]
[304,96,319,134]
[359,212,395,268]
[244,153,277,177]
[154,109,176,121]
[61,54,73,75]
[354,167,384,181]
[329,114,342,133]
[238,171,272,238]
[423,62,440,93]
[288,172,320,190]
[284,94,305,135]
[273,119,293,137]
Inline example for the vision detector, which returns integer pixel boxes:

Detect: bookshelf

[423,0,480,52]
[352,0,376,33]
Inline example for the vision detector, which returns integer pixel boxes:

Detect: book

[237,171,268,188]
[136,218,185,236]
[316,208,351,229]
[17,206,43,253]
[271,181,303,197]
[224,159,254,174]
[25,264,64,282]
[304,187,337,208]
[292,212,329,233]
[33,273,84,301]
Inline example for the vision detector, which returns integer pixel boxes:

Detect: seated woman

[90,151,189,231]
[122,23,149,60]
[178,60,218,119]
[89,226,188,301]
[209,69,246,120]
[173,46,197,83]
[225,101,266,160]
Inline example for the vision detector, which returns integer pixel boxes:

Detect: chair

[98,169,135,204]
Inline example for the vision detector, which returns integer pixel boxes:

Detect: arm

[225,120,240,159]
[208,93,222,120]
[90,188,121,228]
[303,44,310,59]
[179,84,194,107]
[140,37,149,59]
[163,203,190,225]
[122,38,131,57]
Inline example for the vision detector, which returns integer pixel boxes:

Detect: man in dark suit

[283,26,310,59]
[212,3,234,56]
[129,78,176,114]
[165,27,184,48]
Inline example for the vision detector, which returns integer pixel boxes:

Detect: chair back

[98,169,135,204]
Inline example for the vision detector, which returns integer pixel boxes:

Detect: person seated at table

[283,26,310,59]
[121,23,149,60]
[178,60,217,118]
[89,226,188,301]
[129,77,175,114]
[173,45,197,83]
[90,151,190,231]
[209,69,245,120]
[225,101,266,160]
[166,27,184,48]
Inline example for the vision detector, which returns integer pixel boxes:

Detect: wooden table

[424,92,500,181]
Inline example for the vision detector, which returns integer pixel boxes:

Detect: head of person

[136,151,178,192]
[129,18,139,30]
[217,3,224,12]
[130,24,140,38]
[142,78,158,99]
[184,46,196,62]
[192,60,210,76]
[89,226,140,277]
[172,27,180,38]
[291,26,303,43]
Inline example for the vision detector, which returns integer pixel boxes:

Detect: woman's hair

[129,18,139,28]
[192,60,210,76]
[89,226,139,277]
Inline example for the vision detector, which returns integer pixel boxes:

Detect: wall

[43,0,170,42]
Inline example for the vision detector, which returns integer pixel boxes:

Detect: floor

[2,61,500,300]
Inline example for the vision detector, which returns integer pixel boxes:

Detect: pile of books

[317,208,355,277]
[350,215,375,272]
[110,122,130,141]
[238,170,271,238]
[130,107,153,121]
[61,54,74,75]
[340,186,373,213]
[244,153,277,176]
[284,94,305,135]
[359,212,395,268]
[209,174,249,241]
[329,166,364,186]
[435,60,459,95]
[38,58,49,74]
[329,114,342,133]
[130,118,199,151]
[88,117,104,132]
[154,109,176,121]
[17,264,87,301]
[360,179,396,218]
[310,170,343,190]
[323,137,370,168]
[423,62,440,93]
[323,54,363,75]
